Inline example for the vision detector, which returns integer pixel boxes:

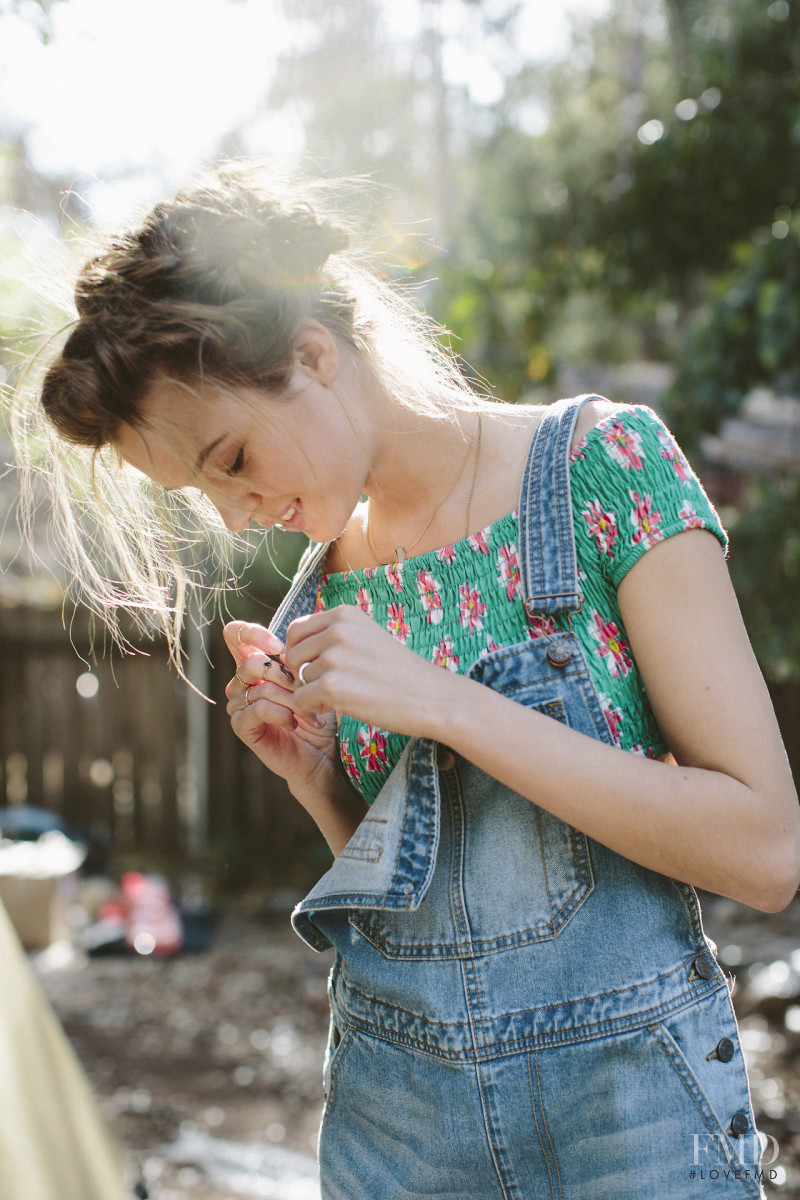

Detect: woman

[23,161,799,1198]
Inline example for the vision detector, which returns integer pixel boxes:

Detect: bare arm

[433,529,800,910]
[285,529,800,910]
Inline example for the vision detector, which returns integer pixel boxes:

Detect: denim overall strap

[290,396,609,950]
[266,539,443,950]
[269,539,330,642]
[518,394,603,618]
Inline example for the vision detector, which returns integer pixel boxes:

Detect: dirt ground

[36,892,800,1200]
[38,903,330,1200]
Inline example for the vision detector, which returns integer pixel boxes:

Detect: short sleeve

[568,405,728,590]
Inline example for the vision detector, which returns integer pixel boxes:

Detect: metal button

[691,953,715,981]
[707,1037,735,1063]
[403,882,414,896]
[729,1112,749,1138]
[546,641,573,667]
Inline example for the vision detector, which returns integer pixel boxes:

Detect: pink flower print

[357,725,389,773]
[630,743,657,758]
[386,561,405,592]
[527,613,557,640]
[458,583,486,634]
[486,637,501,653]
[432,634,460,672]
[630,491,664,548]
[437,545,457,565]
[417,569,444,625]
[497,542,521,600]
[679,501,704,530]
[468,528,491,555]
[602,419,645,471]
[599,693,623,745]
[569,436,588,463]
[386,602,411,644]
[356,586,373,616]
[365,566,377,580]
[582,500,619,555]
[315,586,326,613]
[340,739,362,783]
[657,426,693,484]
[589,609,633,679]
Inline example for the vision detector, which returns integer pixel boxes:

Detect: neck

[363,407,479,549]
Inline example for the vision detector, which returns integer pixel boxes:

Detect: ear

[293,320,339,385]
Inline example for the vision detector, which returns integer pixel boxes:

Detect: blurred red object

[98,872,183,957]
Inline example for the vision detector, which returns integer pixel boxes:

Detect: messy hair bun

[44,162,358,447]
[14,159,480,661]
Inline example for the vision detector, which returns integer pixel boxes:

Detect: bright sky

[0,0,610,227]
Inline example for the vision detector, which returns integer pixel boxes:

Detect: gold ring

[235,670,247,686]
[245,686,255,706]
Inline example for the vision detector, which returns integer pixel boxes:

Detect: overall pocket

[350,696,595,959]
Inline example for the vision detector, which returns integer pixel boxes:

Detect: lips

[274,499,301,530]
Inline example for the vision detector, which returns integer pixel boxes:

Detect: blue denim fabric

[271,396,764,1200]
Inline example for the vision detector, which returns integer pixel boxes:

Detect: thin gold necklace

[366,412,483,566]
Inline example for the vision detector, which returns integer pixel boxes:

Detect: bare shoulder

[571,397,636,450]
[488,397,638,482]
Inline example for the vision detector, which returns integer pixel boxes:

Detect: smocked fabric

[272,396,767,1200]
[318,405,727,803]
[268,396,763,1200]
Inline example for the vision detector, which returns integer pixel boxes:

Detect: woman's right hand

[223,620,339,799]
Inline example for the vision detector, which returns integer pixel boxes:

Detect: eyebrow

[194,434,226,475]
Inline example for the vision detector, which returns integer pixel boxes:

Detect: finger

[227,682,297,729]
[223,620,285,663]
[283,610,335,654]
[283,629,333,679]
[224,654,294,699]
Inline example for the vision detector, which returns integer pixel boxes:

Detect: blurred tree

[421,0,800,678]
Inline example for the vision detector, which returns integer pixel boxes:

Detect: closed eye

[226,446,245,477]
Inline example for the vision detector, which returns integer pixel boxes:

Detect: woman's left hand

[284,605,450,739]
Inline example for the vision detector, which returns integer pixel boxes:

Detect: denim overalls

[271,396,764,1200]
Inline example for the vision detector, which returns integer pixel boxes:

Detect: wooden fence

[0,604,323,888]
[1,602,799,889]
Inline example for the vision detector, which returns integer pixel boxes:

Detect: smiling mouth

[271,500,300,529]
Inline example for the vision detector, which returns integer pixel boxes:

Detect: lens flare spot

[133,932,157,956]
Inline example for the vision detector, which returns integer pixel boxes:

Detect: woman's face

[113,363,370,542]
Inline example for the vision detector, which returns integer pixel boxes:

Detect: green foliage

[4,0,799,678]
[726,474,800,682]
[591,1,800,298]
[669,224,800,448]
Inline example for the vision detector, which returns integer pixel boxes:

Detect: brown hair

[41,161,357,447]
[14,160,479,662]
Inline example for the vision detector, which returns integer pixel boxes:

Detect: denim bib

[270,397,764,1200]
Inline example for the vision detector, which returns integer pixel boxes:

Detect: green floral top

[317,406,727,804]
